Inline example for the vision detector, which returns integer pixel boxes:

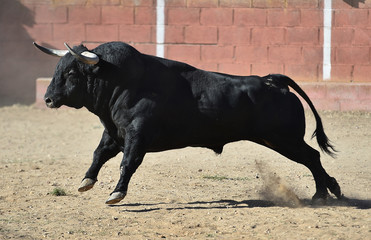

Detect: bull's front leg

[105,133,146,204]
[78,130,121,192]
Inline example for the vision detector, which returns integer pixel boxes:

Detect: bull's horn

[33,42,68,57]
[64,43,99,65]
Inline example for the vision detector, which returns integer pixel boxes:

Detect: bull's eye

[64,69,78,85]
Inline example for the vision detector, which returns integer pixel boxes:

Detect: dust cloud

[255,160,304,208]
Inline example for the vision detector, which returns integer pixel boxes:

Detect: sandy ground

[0,105,370,239]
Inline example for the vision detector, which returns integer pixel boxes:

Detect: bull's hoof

[105,192,126,204]
[311,192,329,205]
[78,178,97,192]
[328,177,342,199]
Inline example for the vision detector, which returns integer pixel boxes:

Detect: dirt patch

[0,105,370,239]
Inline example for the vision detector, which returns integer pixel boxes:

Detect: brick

[167,8,200,25]
[234,8,266,26]
[235,46,268,63]
[332,0,356,9]
[0,1,32,24]
[102,6,134,24]
[327,84,358,100]
[334,9,368,27]
[360,1,371,8]
[184,26,217,44]
[353,65,371,82]
[52,0,120,5]
[68,6,101,24]
[53,24,85,42]
[165,26,184,43]
[165,0,187,7]
[133,43,156,55]
[252,0,286,8]
[301,9,323,27]
[201,45,234,62]
[286,0,319,8]
[196,62,218,72]
[336,47,370,65]
[36,78,51,107]
[121,0,154,7]
[286,27,319,45]
[86,24,119,42]
[187,0,218,8]
[251,63,284,76]
[218,26,250,45]
[200,8,233,26]
[251,27,285,45]
[307,99,340,111]
[337,0,371,9]
[218,62,250,75]
[285,64,318,82]
[25,24,53,42]
[44,0,86,5]
[83,42,102,50]
[0,24,28,41]
[330,64,353,82]
[166,44,200,62]
[331,28,354,46]
[34,5,67,23]
[299,83,327,100]
[43,41,77,50]
[88,0,120,5]
[340,99,371,111]
[357,84,371,100]
[269,46,302,63]
[119,25,152,43]
[219,0,252,8]
[267,9,300,27]
[302,47,322,64]
[135,7,156,25]
[60,0,120,5]
[354,29,371,46]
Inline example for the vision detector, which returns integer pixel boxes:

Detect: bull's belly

[146,119,255,153]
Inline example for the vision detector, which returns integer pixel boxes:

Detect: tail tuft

[312,127,337,158]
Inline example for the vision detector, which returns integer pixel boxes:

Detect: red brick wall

[3,0,371,110]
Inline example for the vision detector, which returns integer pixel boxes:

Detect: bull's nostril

[44,97,54,107]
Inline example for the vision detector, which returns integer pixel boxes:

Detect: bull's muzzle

[44,97,55,108]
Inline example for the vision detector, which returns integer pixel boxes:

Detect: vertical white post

[156,0,165,58]
[323,0,332,80]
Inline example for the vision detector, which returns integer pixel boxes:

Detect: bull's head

[33,42,99,109]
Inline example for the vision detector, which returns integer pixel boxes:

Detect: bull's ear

[33,42,68,57]
[64,43,99,65]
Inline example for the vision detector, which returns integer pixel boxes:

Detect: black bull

[34,41,342,204]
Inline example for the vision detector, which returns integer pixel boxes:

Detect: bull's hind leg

[79,130,121,192]
[266,139,341,201]
[299,143,341,200]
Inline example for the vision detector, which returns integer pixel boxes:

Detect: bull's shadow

[110,197,371,213]
[111,199,275,213]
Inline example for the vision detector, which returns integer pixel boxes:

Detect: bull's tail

[268,74,337,157]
